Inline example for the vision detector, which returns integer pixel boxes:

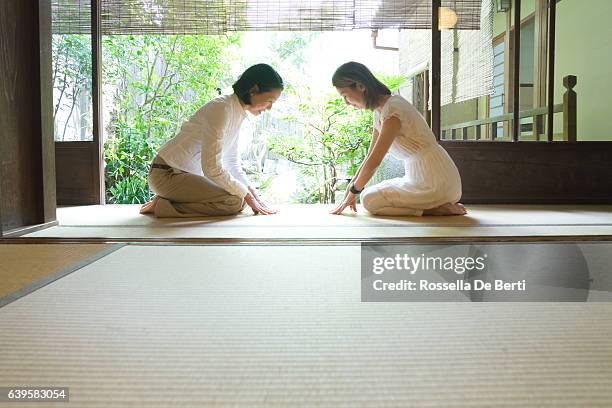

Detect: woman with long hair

[140,64,284,217]
[330,61,466,216]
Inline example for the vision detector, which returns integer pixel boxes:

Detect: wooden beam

[92,0,105,204]
[533,0,548,140]
[512,0,521,142]
[3,236,611,245]
[39,0,57,223]
[431,0,441,140]
[442,105,563,131]
[424,70,430,126]
[547,0,557,142]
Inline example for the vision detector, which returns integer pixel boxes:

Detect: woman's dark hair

[332,61,391,110]
[232,64,284,105]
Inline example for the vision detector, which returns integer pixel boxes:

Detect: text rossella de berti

[370,253,526,292]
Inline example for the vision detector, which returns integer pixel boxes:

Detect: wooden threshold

[1,235,611,246]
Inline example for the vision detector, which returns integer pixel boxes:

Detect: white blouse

[373,94,438,158]
[157,94,250,198]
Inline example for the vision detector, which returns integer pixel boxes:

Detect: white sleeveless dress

[361,95,462,216]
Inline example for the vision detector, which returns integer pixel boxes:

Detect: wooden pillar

[533,0,548,140]
[40,0,57,223]
[512,0,522,142]
[424,70,431,126]
[92,0,105,204]
[431,0,441,140]
[563,75,577,143]
[546,0,557,142]
[0,0,56,235]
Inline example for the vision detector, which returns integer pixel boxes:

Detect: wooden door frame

[92,0,105,204]
[40,0,57,222]
[532,1,547,139]
[431,0,441,139]
[55,0,105,206]
[487,33,507,139]
[496,11,541,139]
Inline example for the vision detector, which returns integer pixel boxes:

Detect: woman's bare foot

[423,202,467,216]
[139,196,160,214]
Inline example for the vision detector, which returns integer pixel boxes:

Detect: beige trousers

[147,156,246,217]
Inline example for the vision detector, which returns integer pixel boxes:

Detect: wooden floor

[18,204,612,240]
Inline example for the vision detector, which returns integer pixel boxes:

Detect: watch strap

[349,183,363,195]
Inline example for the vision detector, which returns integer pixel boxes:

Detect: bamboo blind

[52,0,482,34]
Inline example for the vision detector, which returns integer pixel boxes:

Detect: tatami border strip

[0,243,127,309]
[1,220,59,237]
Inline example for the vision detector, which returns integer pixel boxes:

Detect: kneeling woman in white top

[330,61,466,216]
[140,64,283,217]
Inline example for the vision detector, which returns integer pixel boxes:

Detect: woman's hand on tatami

[248,185,278,214]
[256,197,278,214]
[329,191,358,215]
[245,192,277,215]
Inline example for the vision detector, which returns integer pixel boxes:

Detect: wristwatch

[349,182,364,195]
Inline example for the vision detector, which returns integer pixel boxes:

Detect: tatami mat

[21,204,612,239]
[0,244,114,302]
[54,204,612,226]
[1,245,611,407]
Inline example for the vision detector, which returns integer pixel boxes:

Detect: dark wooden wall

[0,0,55,235]
[56,142,101,205]
[442,141,612,203]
